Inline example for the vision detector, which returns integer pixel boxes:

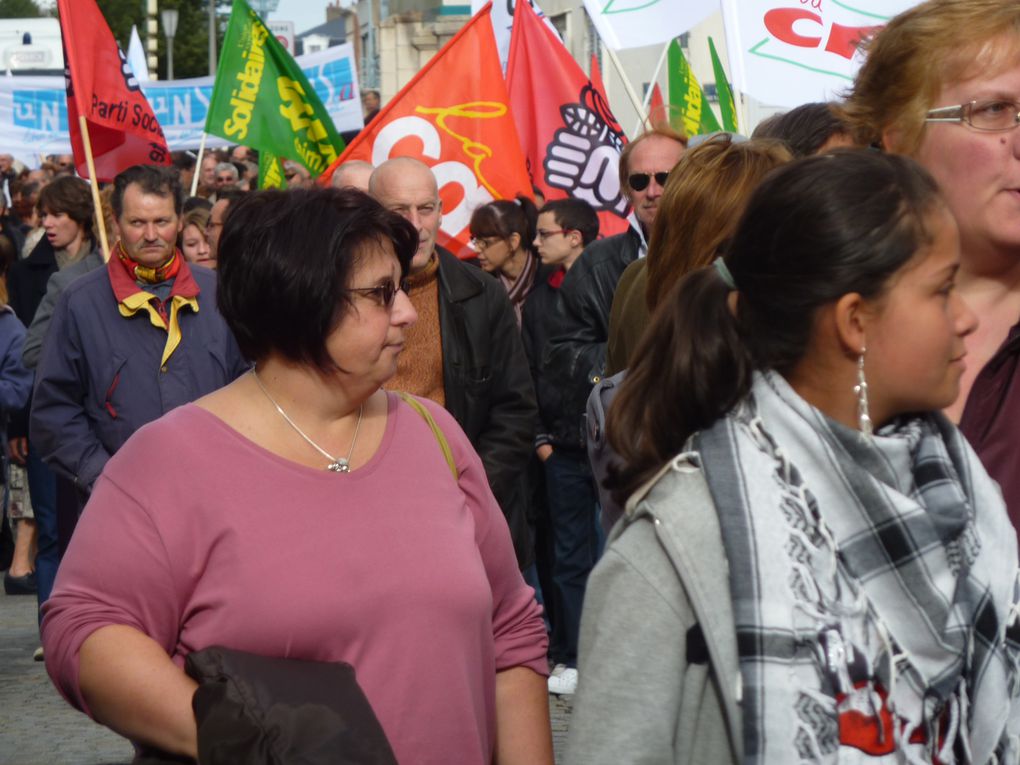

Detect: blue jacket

[0,307,34,441]
[30,259,248,492]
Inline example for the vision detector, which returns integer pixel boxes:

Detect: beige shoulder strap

[396,392,459,480]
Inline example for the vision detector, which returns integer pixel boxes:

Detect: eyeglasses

[627,171,670,191]
[470,236,504,251]
[535,229,570,241]
[924,99,1020,132]
[348,279,411,308]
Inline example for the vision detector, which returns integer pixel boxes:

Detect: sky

[266,1,339,35]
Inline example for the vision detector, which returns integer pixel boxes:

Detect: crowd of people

[0,0,1019,762]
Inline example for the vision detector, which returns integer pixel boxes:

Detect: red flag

[57,0,170,181]
[648,83,669,129]
[321,3,531,257]
[506,1,630,238]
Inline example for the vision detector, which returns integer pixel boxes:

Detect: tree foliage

[0,0,45,18]
[94,0,225,80]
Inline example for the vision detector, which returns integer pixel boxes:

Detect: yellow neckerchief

[109,252,200,368]
[117,293,199,367]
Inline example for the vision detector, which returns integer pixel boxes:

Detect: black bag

[135,646,398,765]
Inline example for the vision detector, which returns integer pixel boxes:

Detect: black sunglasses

[627,171,670,191]
[348,279,411,308]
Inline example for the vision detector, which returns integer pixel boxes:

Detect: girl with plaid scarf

[567,151,1020,764]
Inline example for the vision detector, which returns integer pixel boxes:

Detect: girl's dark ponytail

[606,263,753,506]
[605,150,946,509]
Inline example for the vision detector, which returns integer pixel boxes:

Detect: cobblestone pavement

[1,585,573,764]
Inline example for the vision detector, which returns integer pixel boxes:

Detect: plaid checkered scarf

[695,372,1020,764]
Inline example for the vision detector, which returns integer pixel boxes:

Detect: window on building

[549,12,568,40]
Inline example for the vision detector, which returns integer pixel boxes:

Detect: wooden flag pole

[78,116,110,262]
[191,133,207,197]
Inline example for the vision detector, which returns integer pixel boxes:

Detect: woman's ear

[880,124,903,153]
[508,232,522,254]
[833,292,868,354]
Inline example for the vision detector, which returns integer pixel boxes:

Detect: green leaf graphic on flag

[709,37,738,133]
[205,0,344,178]
[259,150,286,189]
[667,39,721,137]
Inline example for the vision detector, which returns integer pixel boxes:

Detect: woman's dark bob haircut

[217,187,417,371]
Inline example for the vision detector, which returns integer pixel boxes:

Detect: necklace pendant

[327,459,351,473]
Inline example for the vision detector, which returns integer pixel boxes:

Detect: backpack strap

[396,392,459,480]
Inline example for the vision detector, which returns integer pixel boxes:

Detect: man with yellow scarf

[30,165,248,498]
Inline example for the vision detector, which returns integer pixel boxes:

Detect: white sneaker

[549,663,567,677]
[548,667,578,695]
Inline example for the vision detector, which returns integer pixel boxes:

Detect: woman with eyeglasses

[41,188,553,764]
[844,0,1020,523]
[568,149,1020,765]
[468,195,540,326]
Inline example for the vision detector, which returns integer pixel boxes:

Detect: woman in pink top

[41,187,553,764]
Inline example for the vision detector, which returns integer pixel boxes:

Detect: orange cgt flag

[321,3,531,257]
[57,0,171,181]
[506,0,630,239]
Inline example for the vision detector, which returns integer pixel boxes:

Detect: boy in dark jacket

[521,199,599,697]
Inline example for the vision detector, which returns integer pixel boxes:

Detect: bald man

[369,158,538,569]
[331,160,374,192]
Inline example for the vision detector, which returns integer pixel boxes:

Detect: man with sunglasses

[31,165,248,498]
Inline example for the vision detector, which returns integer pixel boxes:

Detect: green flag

[205,0,344,182]
[258,151,286,189]
[708,37,738,133]
[667,39,721,137]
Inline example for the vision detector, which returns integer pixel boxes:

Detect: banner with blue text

[0,44,362,167]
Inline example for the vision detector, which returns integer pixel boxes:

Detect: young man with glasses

[522,198,601,697]
[542,125,685,490]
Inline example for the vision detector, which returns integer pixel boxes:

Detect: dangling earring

[854,347,873,438]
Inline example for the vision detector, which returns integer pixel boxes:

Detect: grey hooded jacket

[566,455,743,765]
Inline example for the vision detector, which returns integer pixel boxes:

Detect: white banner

[472,0,562,72]
[721,0,921,107]
[0,44,363,167]
[582,0,719,51]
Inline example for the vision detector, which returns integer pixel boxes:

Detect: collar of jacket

[23,233,58,269]
[107,251,200,368]
[435,246,486,303]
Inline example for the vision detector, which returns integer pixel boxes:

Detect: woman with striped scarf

[469,196,541,327]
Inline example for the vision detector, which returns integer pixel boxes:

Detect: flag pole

[600,44,647,139]
[632,40,671,136]
[581,7,646,139]
[78,116,110,263]
[191,133,207,197]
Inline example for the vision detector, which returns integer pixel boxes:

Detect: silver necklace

[251,369,364,473]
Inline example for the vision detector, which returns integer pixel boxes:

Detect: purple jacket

[30,260,247,492]
[960,320,1020,533]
